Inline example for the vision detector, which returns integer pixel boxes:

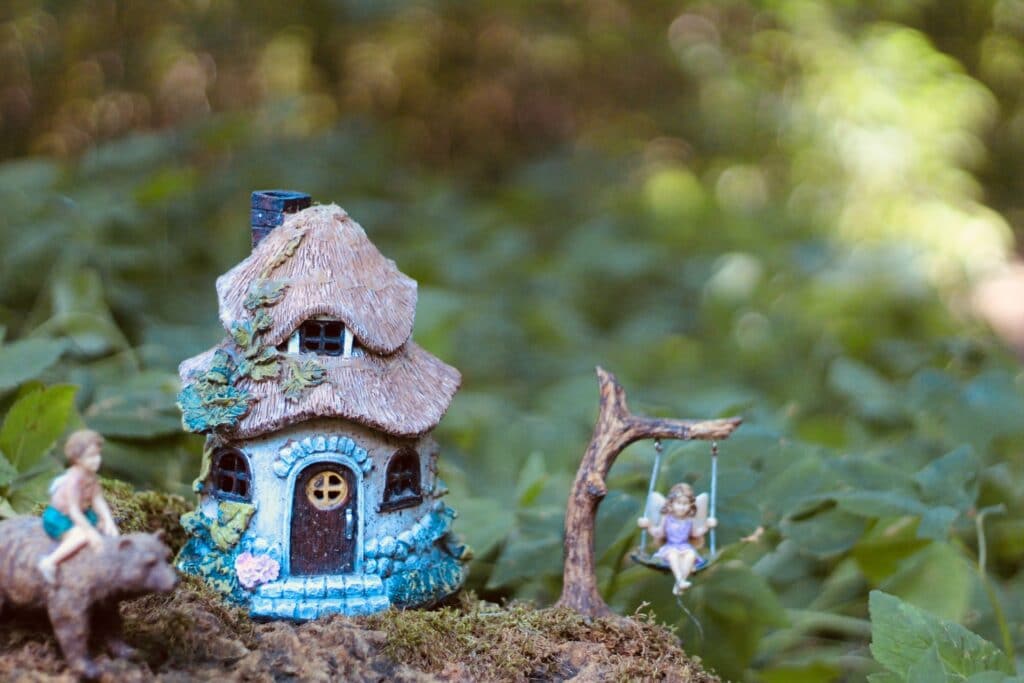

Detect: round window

[306,470,349,510]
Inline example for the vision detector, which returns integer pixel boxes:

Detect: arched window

[380,447,421,512]
[210,448,251,501]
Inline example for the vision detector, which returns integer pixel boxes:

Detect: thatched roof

[217,204,417,355]
[179,341,461,439]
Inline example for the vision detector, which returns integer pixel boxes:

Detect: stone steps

[249,573,390,620]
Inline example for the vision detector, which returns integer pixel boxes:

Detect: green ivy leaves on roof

[282,358,327,402]
[243,279,289,311]
[177,233,325,434]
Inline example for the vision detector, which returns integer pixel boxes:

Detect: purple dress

[655,516,698,561]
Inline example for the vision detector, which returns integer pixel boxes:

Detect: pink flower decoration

[235,552,280,589]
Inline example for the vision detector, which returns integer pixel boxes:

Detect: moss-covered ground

[0,485,715,682]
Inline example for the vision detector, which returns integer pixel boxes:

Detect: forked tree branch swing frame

[556,367,742,618]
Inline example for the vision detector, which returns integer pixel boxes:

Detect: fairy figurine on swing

[637,482,716,594]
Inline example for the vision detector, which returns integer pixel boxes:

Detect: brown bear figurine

[0,516,178,679]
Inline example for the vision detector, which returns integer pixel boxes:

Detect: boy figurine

[36,429,119,583]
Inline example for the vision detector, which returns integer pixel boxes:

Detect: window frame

[210,447,252,502]
[299,319,345,356]
[284,319,361,358]
[379,447,423,512]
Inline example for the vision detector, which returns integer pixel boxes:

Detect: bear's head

[107,533,178,596]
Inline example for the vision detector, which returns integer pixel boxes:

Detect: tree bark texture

[555,367,742,618]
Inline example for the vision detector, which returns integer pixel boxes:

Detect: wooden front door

[290,462,357,575]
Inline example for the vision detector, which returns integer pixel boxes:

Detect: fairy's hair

[661,482,696,517]
[64,429,103,464]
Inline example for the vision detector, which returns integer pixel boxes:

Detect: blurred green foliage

[869,590,1016,682]
[2,0,1024,680]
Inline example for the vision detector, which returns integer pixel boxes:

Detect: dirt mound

[0,484,715,682]
[0,583,714,682]
[0,576,418,682]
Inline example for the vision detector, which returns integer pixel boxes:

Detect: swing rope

[709,441,718,559]
[675,594,705,643]
[638,439,663,556]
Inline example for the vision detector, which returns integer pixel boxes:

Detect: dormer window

[279,319,362,358]
[301,320,344,355]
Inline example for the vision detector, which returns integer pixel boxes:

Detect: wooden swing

[631,440,719,573]
[555,368,740,618]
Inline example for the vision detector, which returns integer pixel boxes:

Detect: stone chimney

[251,190,312,248]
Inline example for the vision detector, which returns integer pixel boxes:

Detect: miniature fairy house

[175,191,468,619]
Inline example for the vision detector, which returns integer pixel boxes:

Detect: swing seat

[630,549,708,573]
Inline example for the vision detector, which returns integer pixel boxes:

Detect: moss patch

[364,594,716,682]
[1,585,715,682]
[5,484,715,681]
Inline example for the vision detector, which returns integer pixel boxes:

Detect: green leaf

[515,451,546,506]
[867,673,905,683]
[906,646,950,683]
[8,469,58,513]
[0,384,78,471]
[203,350,236,385]
[834,489,928,518]
[758,451,836,520]
[832,489,957,541]
[830,456,916,493]
[869,591,1014,680]
[210,500,256,551]
[0,497,16,518]
[85,401,184,439]
[914,446,978,510]
[0,158,59,197]
[828,358,904,422]
[909,370,1024,450]
[35,312,129,357]
[703,561,789,626]
[917,506,959,540]
[248,356,281,381]
[39,268,129,356]
[487,524,563,588]
[595,489,641,563]
[248,345,278,364]
[781,506,867,557]
[762,663,843,683]
[230,320,255,350]
[84,371,183,439]
[0,450,17,487]
[854,517,930,582]
[282,359,326,401]
[0,339,68,393]
[965,673,1022,683]
[880,542,972,622]
[177,381,252,433]
[244,279,290,310]
[451,496,515,558]
[253,309,274,332]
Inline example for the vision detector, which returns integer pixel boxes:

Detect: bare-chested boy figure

[36,429,119,583]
